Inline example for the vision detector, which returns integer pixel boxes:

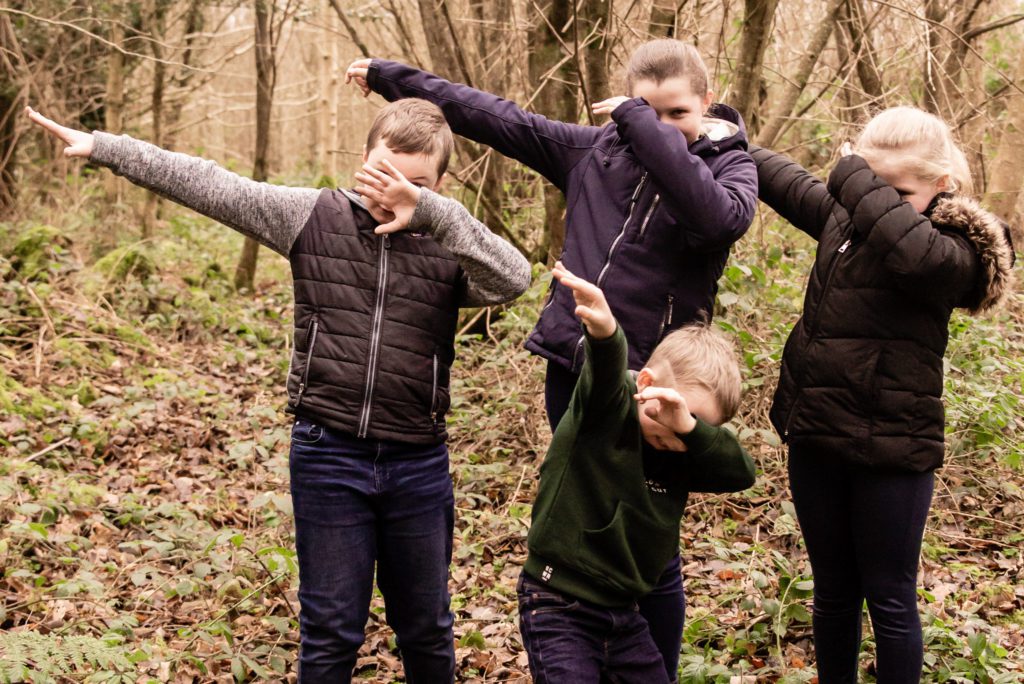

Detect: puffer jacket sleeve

[749,144,834,242]
[828,155,978,301]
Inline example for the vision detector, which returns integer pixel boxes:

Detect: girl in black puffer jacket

[751,107,1015,683]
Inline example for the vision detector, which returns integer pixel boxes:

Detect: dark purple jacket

[368,60,758,371]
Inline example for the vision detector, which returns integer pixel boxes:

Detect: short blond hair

[646,323,742,422]
[366,98,454,176]
[626,39,709,97]
[854,106,972,195]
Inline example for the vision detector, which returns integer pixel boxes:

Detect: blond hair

[853,106,972,195]
[366,98,454,176]
[646,323,742,422]
[625,39,709,97]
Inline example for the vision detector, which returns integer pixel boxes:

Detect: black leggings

[545,361,685,681]
[788,446,934,683]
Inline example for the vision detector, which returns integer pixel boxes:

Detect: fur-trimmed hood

[930,195,1017,314]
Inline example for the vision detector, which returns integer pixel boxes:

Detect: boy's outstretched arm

[610,99,757,251]
[26,107,316,257]
[346,59,598,191]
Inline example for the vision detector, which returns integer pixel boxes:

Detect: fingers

[379,158,408,183]
[374,218,408,235]
[355,164,390,190]
[354,184,386,204]
[633,386,682,405]
[25,106,68,142]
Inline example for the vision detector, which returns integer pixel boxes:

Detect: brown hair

[365,98,454,176]
[645,323,742,422]
[625,39,709,97]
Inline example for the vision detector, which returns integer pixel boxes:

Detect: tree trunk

[530,0,576,264]
[756,0,844,148]
[984,59,1024,245]
[104,24,126,207]
[649,1,680,37]
[728,0,779,134]
[840,0,883,103]
[581,0,611,101]
[0,82,16,214]
[141,0,167,239]
[235,0,275,292]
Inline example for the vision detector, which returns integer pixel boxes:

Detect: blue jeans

[289,418,456,683]
[517,573,671,684]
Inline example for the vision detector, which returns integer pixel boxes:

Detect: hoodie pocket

[577,501,678,594]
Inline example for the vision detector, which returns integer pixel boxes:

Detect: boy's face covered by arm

[630,77,714,144]
[635,376,722,451]
[355,141,443,232]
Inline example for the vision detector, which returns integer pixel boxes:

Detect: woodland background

[1,0,1023,681]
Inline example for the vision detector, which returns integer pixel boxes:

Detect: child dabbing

[346,39,757,676]
[751,108,1015,681]
[26,101,532,683]
[519,263,754,683]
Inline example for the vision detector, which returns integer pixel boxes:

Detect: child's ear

[936,175,951,192]
[703,90,715,114]
[637,368,654,390]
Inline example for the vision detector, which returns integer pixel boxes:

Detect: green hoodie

[524,326,755,608]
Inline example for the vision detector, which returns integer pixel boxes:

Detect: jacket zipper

[638,194,661,240]
[783,235,855,438]
[571,173,649,371]
[430,352,440,426]
[656,294,674,341]
[296,317,319,406]
[358,234,391,438]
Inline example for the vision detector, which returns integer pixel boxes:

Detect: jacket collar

[930,195,1016,313]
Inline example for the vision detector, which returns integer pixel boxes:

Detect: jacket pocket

[295,316,320,407]
[655,294,674,342]
[637,194,662,241]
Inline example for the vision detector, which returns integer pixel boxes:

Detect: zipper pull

[383,234,391,249]
[838,239,852,253]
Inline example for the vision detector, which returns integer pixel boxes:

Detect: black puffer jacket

[752,148,1016,471]
[286,189,461,445]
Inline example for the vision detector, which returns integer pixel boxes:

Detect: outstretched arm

[347,59,600,191]
[749,144,835,242]
[25,107,317,257]
[610,99,757,251]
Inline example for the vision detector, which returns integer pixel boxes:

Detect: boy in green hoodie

[518,263,755,683]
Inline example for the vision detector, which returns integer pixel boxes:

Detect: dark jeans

[545,360,685,681]
[517,573,671,684]
[788,446,934,684]
[289,418,456,683]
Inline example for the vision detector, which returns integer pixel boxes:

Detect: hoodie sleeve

[828,155,978,301]
[407,189,532,307]
[367,60,600,191]
[749,144,835,242]
[676,420,756,493]
[611,98,757,251]
[89,132,319,257]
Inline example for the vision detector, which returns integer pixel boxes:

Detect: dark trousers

[788,446,934,684]
[517,573,671,684]
[545,361,685,681]
[289,418,456,683]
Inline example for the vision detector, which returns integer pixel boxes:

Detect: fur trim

[930,195,1016,314]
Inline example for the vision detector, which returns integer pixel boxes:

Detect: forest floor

[1,183,1023,683]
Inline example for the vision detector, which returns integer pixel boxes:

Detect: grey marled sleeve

[408,189,532,307]
[90,132,320,257]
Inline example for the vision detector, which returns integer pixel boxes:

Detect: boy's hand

[634,386,697,435]
[25,107,94,158]
[551,261,616,339]
[592,96,631,117]
[354,158,421,234]
[345,58,372,97]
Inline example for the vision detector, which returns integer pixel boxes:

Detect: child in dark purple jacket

[347,39,757,677]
